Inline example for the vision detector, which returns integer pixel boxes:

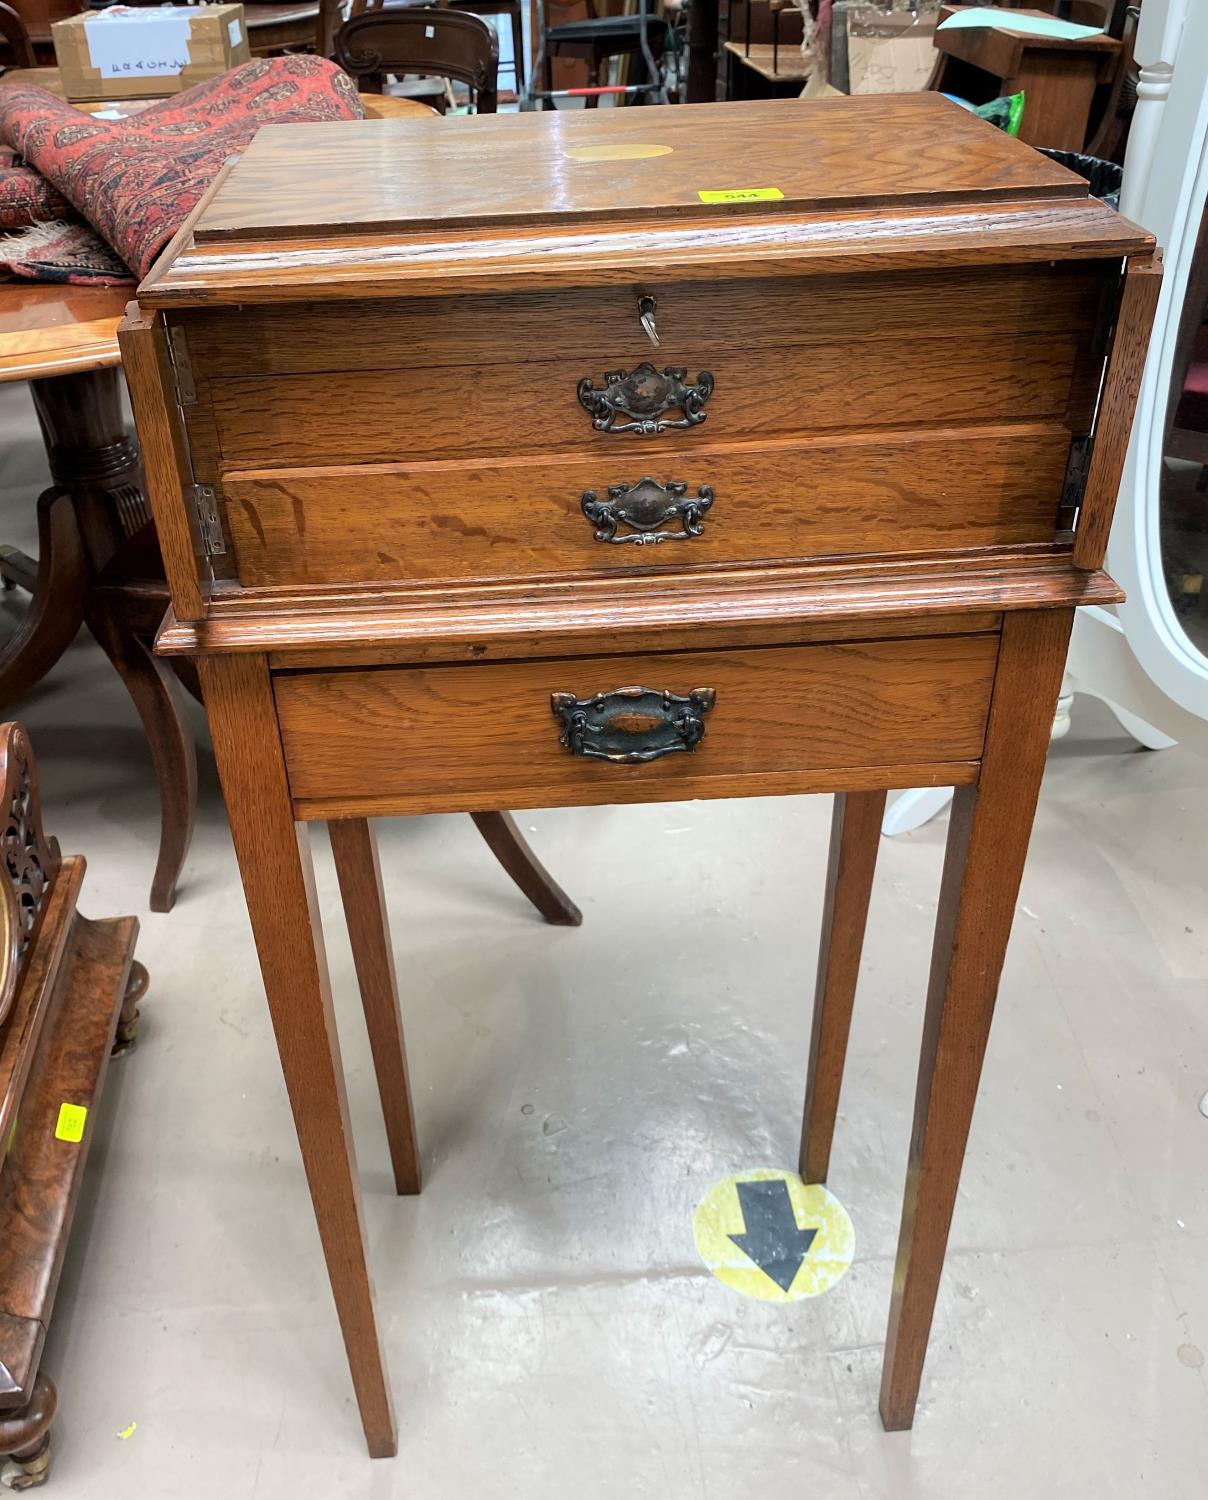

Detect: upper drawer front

[224,425,1071,587]
[179,264,1104,469]
[274,632,998,815]
[199,336,1081,466]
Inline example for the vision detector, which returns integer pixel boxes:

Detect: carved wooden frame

[0,724,61,1028]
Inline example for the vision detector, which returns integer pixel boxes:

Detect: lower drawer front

[275,633,998,814]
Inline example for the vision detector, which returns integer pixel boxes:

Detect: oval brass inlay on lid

[563,143,674,162]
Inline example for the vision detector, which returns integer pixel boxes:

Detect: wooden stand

[120,96,1157,1455]
[0,723,144,1489]
[933,4,1121,151]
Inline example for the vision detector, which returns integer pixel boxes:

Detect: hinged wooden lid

[192,94,1085,242]
[138,94,1153,306]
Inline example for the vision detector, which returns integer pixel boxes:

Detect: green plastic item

[973,91,1026,136]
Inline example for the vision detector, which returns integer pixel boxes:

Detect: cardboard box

[52,4,251,103]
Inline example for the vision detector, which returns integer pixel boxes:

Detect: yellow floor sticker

[693,1168,854,1303]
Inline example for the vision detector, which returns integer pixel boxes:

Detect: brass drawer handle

[577,362,714,435]
[581,477,714,546]
[551,686,717,763]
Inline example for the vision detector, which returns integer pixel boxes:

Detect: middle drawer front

[224,426,1070,587]
[274,632,998,816]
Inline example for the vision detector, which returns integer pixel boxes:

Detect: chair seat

[546,13,668,42]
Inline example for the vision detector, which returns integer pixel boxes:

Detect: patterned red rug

[0,218,132,286]
[0,145,72,231]
[0,56,364,285]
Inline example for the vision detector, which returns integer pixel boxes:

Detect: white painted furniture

[885,0,1208,838]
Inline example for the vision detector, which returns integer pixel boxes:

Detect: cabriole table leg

[3,366,163,742]
[0,489,85,708]
[470,810,582,927]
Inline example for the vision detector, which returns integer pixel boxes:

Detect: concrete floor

[2,381,1207,1497]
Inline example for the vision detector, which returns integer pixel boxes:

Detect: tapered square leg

[799,789,886,1186]
[329,817,422,1196]
[879,609,1073,1431]
[200,655,397,1459]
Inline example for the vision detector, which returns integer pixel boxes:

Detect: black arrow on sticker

[728,1179,817,1292]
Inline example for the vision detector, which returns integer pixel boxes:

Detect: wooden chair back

[0,2,37,68]
[335,6,499,110]
[318,0,345,58]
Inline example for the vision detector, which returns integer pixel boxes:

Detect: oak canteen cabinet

[119,94,1158,1457]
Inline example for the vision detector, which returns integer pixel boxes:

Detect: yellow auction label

[698,187,784,204]
[693,1168,854,1303]
[54,1103,88,1144]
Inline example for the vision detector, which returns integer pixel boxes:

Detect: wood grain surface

[1072,255,1163,570]
[196,334,1082,469]
[879,606,1075,1430]
[221,426,1075,587]
[292,762,981,821]
[198,653,397,1458]
[115,88,1163,1455]
[192,96,1089,244]
[173,263,1104,376]
[0,913,136,1407]
[117,308,206,621]
[273,632,998,813]
[0,863,84,1214]
[799,789,886,1187]
[137,200,1153,306]
[328,819,421,1197]
[155,553,1120,663]
[0,285,126,386]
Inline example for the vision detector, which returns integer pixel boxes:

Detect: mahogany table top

[0,95,433,383]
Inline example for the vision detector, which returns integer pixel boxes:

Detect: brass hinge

[167,325,197,406]
[1058,435,1092,532]
[187,483,226,557]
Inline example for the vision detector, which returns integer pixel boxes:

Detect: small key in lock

[637,294,660,347]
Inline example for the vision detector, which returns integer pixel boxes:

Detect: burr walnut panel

[273,631,999,815]
[222,425,1074,588]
